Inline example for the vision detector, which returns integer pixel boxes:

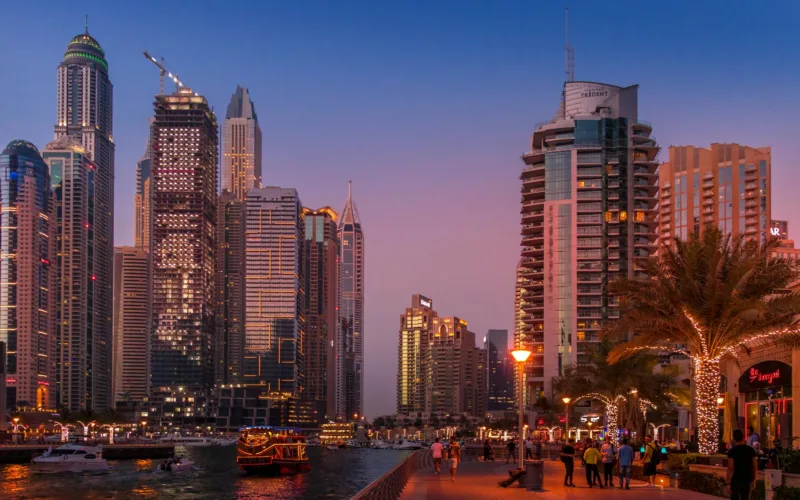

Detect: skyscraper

[217,191,246,384]
[134,119,153,250]
[397,294,436,415]
[658,144,771,245]
[221,86,262,200]
[52,28,114,411]
[112,246,150,403]
[301,207,339,419]
[150,88,218,391]
[244,187,305,397]
[486,329,514,411]
[429,316,477,417]
[517,81,659,402]
[0,140,56,409]
[338,182,365,420]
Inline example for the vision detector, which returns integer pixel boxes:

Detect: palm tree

[606,227,800,454]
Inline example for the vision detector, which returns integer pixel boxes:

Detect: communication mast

[142,51,186,95]
[565,7,575,82]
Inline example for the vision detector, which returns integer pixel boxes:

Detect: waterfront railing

[351,449,427,500]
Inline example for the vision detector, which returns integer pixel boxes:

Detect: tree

[606,227,800,454]
[372,416,386,429]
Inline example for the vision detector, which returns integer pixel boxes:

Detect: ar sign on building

[770,227,781,237]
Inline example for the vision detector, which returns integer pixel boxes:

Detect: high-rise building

[0,140,57,409]
[43,137,112,411]
[397,294,436,415]
[301,207,339,419]
[473,346,488,418]
[52,28,114,411]
[771,220,789,240]
[658,144,771,245]
[486,329,514,411]
[217,191,246,384]
[134,120,153,250]
[518,81,659,402]
[112,246,150,403]
[429,317,480,417]
[244,187,305,397]
[338,182,365,420]
[221,86,262,200]
[150,88,218,391]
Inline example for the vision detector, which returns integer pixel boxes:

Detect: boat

[158,435,215,447]
[370,440,390,449]
[326,444,339,450]
[236,427,310,475]
[212,437,237,447]
[391,440,424,450]
[31,443,109,473]
[157,456,195,472]
[345,439,361,448]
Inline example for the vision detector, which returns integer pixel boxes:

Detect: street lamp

[562,397,571,442]
[512,349,532,466]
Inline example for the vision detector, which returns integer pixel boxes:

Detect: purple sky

[1,0,798,418]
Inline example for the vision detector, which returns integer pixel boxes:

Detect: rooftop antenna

[84,14,89,34]
[565,7,574,82]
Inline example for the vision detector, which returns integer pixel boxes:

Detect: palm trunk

[694,357,721,455]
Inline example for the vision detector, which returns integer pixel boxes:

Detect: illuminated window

[620,211,627,221]
[577,331,586,341]
[605,211,612,222]
[635,211,645,222]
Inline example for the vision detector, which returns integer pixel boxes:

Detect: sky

[1,0,798,418]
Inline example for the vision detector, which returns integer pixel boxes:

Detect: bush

[678,470,726,497]
[668,453,705,470]
[774,485,800,500]
[778,449,800,474]
[751,480,764,500]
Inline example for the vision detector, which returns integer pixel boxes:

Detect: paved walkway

[400,460,719,499]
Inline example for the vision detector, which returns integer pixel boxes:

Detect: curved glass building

[0,140,56,409]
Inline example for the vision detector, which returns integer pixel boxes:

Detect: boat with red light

[236,427,310,475]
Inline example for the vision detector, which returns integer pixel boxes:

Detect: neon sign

[739,361,791,392]
[770,227,781,236]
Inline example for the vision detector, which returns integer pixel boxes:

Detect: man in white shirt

[600,437,616,488]
[431,437,444,474]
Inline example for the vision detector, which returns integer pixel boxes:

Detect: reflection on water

[1,447,412,499]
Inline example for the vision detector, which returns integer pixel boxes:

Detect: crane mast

[142,51,185,95]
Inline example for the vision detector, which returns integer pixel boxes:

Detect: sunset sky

[1,0,797,417]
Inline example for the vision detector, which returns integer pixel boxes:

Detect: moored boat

[236,427,310,475]
[31,443,109,473]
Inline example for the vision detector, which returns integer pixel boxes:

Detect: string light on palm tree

[605,227,800,455]
[573,393,626,443]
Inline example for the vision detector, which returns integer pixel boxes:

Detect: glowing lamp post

[512,349,532,466]
[562,397,572,443]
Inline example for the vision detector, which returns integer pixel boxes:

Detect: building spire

[565,7,574,82]
[85,14,89,34]
[348,180,352,199]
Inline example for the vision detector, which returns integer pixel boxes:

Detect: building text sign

[738,360,792,392]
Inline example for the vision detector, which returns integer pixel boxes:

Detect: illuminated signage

[770,227,781,236]
[580,91,609,98]
[738,360,791,392]
[419,296,432,308]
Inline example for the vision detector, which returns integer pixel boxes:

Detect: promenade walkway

[399,460,719,499]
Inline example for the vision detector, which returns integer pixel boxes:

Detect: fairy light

[574,393,627,443]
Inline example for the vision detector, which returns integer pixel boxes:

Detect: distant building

[771,220,789,240]
[134,120,152,250]
[217,191,246,384]
[112,246,150,404]
[429,317,484,418]
[658,144,771,245]
[486,329,514,411]
[244,187,305,397]
[397,294,436,416]
[338,182,365,420]
[150,88,218,392]
[302,207,339,420]
[0,140,56,409]
[213,385,271,433]
[221,86,262,200]
[43,137,112,411]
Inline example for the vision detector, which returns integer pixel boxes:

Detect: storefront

[739,360,792,446]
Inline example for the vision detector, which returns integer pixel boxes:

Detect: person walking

[727,429,758,500]
[447,436,461,482]
[617,438,634,490]
[583,442,604,488]
[430,437,444,475]
[600,436,616,487]
[506,438,516,464]
[560,438,576,487]
[535,439,542,459]
[525,437,534,460]
[483,439,495,462]
[642,436,657,486]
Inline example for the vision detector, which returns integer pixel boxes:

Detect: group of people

[430,437,462,482]
[495,437,543,463]
[560,435,660,489]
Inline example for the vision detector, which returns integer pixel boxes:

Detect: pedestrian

[600,436,616,487]
[525,437,534,460]
[583,442,604,488]
[431,437,443,475]
[746,426,760,448]
[506,438,516,464]
[447,436,461,482]
[560,438,576,487]
[642,436,657,486]
[535,439,542,459]
[726,429,758,500]
[617,438,634,490]
[483,438,495,462]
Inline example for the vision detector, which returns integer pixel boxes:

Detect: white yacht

[32,443,109,473]
[391,440,424,450]
[345,439,362,448]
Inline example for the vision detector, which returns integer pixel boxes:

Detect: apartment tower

[396,294,436,415]
[302,207,339,419]
[0,141,57,409]
[53,28,114,411]
[112,246,150,403]
[221,86,262,200]
[338,182,365,420]
[244,187,305,397]
[486,329,514,411]
[658,144,771,245]
[517,81,659,403]
[150,89,218,391]
[429,316,477,417]
[134,120,153,250]
[217,191,246,384]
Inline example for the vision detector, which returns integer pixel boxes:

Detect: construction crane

[142,51,185,95]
